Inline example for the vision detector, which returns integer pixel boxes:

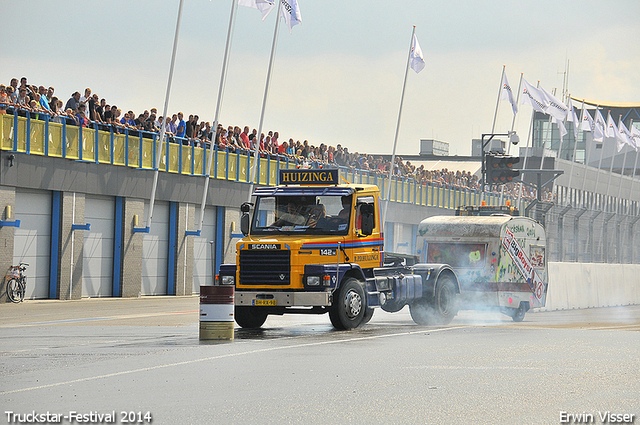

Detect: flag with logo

[605,112,618,139]
[593,109,606,142]
[520,78,547,114]
[630,125,640,150]
[617,120,635,152]
[280,0,302,32]
[581,108,594,131]
[238,0,276,20]
[566,100,581,140]
[409,34,425,73]
[569,103,580,140]
[500,72,517,115]
[540,86,568,122]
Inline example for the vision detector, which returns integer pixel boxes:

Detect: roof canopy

[570,97,640,108]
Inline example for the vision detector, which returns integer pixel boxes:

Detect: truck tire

[235,306,268,329]
[409,275,457,326]
[510,304,526,322]
[329,278,367,330]
[362,307,375,324]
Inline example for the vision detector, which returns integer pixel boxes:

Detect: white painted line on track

[0,325,469,395]
[0,310,199,328]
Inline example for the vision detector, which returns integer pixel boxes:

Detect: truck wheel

[409,275,457,326]
[362,307,375,324]
[432,275,457,324]
[235,306,268,329]
[511,305,526,322]
[329,278,366,330]
[409,299,435,326]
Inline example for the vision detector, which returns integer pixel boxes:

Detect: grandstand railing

[0,112,524,211]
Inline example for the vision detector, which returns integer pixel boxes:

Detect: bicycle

[6,262,29,303]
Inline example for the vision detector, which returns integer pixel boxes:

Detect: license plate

[319,249,337,256]
[253,299,277,306]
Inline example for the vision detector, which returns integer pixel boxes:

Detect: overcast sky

[4,0,640,156]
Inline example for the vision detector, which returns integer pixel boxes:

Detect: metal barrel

[199,285,234,340]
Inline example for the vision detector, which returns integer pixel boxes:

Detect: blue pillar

[113,197,123,297]
[49,191,62,299]
[167,202,178,295]
[215,207,225,276]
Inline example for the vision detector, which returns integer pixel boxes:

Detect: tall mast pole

[196,0,238,233]
[490,65,505,134]
[248,0,283,201]
[146,0,185,230]
[383,25,416,225]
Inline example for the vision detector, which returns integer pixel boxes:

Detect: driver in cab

[273,201,306,227]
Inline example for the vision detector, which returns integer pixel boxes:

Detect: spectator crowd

[0,76,544,201]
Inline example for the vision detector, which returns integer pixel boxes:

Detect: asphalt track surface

[1,297,639,425]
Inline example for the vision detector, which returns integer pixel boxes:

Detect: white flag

[605,112,618,139]
[540,86,568,122]
[566,101,580,140]
[616,119,634,152]
[566,102,574,122]
[581,108,605,142]
[238,0,275,20]
[581,107,593,131]
[280,0,302,32]
[520,78,547,114]
[500,72,517,115]
[593,109,606,142]
[554,118,568,140]
[409,34,425,73]
[570,104,580,140]
[630,125,640,151]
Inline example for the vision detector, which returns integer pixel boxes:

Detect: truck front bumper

[235,291,331,307]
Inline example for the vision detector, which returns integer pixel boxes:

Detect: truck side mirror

[241,214,250,236]
[359,203,374,236]
[240,202,252,236]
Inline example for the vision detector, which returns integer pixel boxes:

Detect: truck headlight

[306,276,320,286]
[221,275,235,285]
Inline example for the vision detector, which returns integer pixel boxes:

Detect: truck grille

[239,250,290,285]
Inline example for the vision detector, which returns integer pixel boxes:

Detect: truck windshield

[426,243,486,268]
[251,195,352,235]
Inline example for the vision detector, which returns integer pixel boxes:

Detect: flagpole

[539,88,557,171]
[196,0,238,232]
[615,115,629,212]
[604,111,616,208]
[592,107,606,210]
[507,73,523,156]
[248,0,282,202]
[580,104,595,207]
[518,80,539,208]
[566,99,584,204]
[627,120,638,214]
[490,65,505,134]
[146,0,185,230]
[383,25,416,225]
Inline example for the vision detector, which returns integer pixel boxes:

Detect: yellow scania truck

[218,168,460,330]
[217,168,547,329]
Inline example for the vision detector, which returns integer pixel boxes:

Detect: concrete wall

[58,192,85,300]
[121,198,144,298]
[539,262,640,311]
[0,186,16,302]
